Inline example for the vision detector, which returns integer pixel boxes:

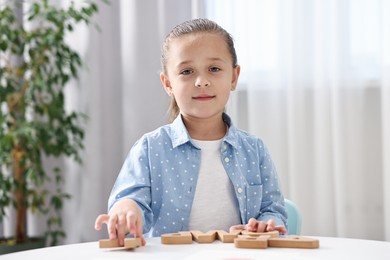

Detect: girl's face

[161,32,240,121]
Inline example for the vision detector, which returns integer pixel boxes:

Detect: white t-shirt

[188,138,241,232]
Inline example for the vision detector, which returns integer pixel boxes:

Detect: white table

[1,236,390,259]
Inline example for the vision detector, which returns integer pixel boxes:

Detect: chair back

[285,198,302,235]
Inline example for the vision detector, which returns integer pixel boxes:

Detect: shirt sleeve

[108,136,153,234]
[256,140,288,228]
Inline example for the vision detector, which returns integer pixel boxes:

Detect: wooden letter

[161,232,193,244]
[214,230,241,243]
[99,238,141,249]
[99,239,120,248]
[190,230,217,243]
[268,236,320,249]
[124,238,142,248]
[240,230,279,238]
[234,235,270,249]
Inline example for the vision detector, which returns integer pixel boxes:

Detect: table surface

[1,236,390,260]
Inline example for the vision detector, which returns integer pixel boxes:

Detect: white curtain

[206,0,390,241]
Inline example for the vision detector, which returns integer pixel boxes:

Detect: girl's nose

[195,76,210,88]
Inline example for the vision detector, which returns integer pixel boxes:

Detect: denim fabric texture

[108,113,287,237]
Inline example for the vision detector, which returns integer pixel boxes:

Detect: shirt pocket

[246,184,263,220]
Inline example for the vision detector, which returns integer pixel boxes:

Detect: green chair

[285,198,302,235]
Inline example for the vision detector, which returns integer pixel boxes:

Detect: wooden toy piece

[234,235,270,249]
[214,230,242,243]
[161,231,193,244]
[99,239,120,248]
[268,236,320,249]
[124,238,142,248]
[99,238,142,249]
[240,230,279,238]
[190,230,217,243]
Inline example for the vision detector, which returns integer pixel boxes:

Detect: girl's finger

[245,218,259,232]
[266,219,276,231]
[274,225,287,234]
[126,211,137,236]
[255,221,267,232]
[94,214,110,230]
[126,211,146,246]
[229,224,246,233]
[135,216,146,246]
[107,214,119,240]
[117,214,126,246]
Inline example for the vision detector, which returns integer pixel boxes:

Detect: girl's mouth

[193,94,215,101]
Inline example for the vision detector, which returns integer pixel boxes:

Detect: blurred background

[1,0,390,244]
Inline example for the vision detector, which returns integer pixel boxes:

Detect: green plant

[0,0,100,246]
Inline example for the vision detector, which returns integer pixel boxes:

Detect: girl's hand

[94,198,146,246]
[229,218,287,234]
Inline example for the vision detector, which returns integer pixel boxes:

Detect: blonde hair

[161,18,238,122]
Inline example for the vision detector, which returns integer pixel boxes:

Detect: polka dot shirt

[108,113,287,237]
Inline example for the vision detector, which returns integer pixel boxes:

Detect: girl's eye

[210,67,221,72]
[180,69,193,75]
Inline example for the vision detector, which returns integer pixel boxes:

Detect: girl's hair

[161,18,238,122]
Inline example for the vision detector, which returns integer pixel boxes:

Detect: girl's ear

[160,72,173,96]
[231,65,241,91]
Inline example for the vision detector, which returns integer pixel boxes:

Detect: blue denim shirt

[108,113,287,237]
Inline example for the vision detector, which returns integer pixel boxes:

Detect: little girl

[95,18,287,246]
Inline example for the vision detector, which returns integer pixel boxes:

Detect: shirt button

[237,187,243,194]
[224,157,230,163]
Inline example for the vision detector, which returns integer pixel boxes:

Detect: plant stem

[12,147,27,243]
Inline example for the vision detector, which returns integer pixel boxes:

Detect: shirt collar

[222,113,239,149]
[170,113,240,150]
[170,114,191,148]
